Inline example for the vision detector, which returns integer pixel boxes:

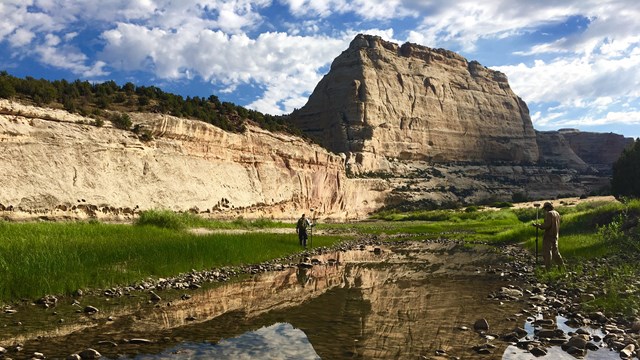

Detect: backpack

[297,218,308,230]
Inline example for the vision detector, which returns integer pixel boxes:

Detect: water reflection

[503,316,611,360]
[2,242,543,359]
[133,323,320,360]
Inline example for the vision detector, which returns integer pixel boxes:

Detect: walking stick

[534,203,540,265]
[309,208,315,249]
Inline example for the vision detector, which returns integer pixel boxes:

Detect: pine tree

[611,138,640,198]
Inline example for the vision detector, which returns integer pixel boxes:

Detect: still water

[0,241,614,359]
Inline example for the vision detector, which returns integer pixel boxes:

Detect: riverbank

[1,199,639,358]
[2,237,639,359]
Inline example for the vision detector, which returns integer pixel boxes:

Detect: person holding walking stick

[296,213,311,247]
[532,202,565,271]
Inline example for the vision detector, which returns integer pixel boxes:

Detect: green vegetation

[0,219,341,302]
[0,70,304,136]
[135,209,289,230]
[357,198,640,314]
[612,138,640,198]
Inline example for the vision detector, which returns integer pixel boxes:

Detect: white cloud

[9,28,35,47]
[280,0,413,20]
[493,44,640,109]
[35,41,108,77]
[553,110,640,127]
[404,1,575,52]
[531,111,567,127]
[100,26,349,113]
[0,0,273,74]
[1,0,639,134]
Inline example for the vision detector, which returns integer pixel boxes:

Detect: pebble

[78,348,101,359]
[563,335,588,350]
[529,346,547,357]
[472,344,493,354]
[621,344,635,358]
[473,318,489,331]
[129,338,153,344]
[149,291,162,302]
[83,306,99,314]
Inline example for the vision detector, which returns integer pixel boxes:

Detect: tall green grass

[351,209,522,241]
[0,221,340,302]
[136,209,290,230]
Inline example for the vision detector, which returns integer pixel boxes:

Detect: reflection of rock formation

[316,244,523,359]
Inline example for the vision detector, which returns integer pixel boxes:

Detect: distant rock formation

[286,34,634,208]
[535,131,589,171]
[290,34,539,173]
[558,129,635,173]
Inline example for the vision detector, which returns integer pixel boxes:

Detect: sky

[1,0,639,139]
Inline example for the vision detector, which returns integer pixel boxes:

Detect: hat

[542,202,553,210]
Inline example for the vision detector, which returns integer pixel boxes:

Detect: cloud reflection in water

[134,323,320,360]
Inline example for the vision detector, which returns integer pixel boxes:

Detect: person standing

[533,202,565,270]
[296,214,311,247]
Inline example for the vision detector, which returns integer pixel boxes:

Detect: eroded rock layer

[290,34,539,173]
[559,129,635,173]
[0,99,387,220]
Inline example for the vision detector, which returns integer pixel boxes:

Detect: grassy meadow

[0,213,345,302]
[1,200,639,314]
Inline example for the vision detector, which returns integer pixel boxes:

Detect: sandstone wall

[0,99,387,220]
[559,129,635,173]
[290,34,539,173]
[535,131,589,171]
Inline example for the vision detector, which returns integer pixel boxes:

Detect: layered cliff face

[290,34,539,173]
[559,129,635,173]
[535,131,589,171]
[0,99,387,220]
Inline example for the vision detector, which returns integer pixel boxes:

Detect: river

[0,241,622,359]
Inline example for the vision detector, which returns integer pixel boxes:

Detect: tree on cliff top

[0,71,303,137]
[611,138,640,198]
[0,71,16,98]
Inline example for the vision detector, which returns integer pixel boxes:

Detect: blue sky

[1,0,639,139]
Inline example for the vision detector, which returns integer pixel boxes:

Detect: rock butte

[290,34,539,169]
[290,34,632,175]
[0,34,634,220]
